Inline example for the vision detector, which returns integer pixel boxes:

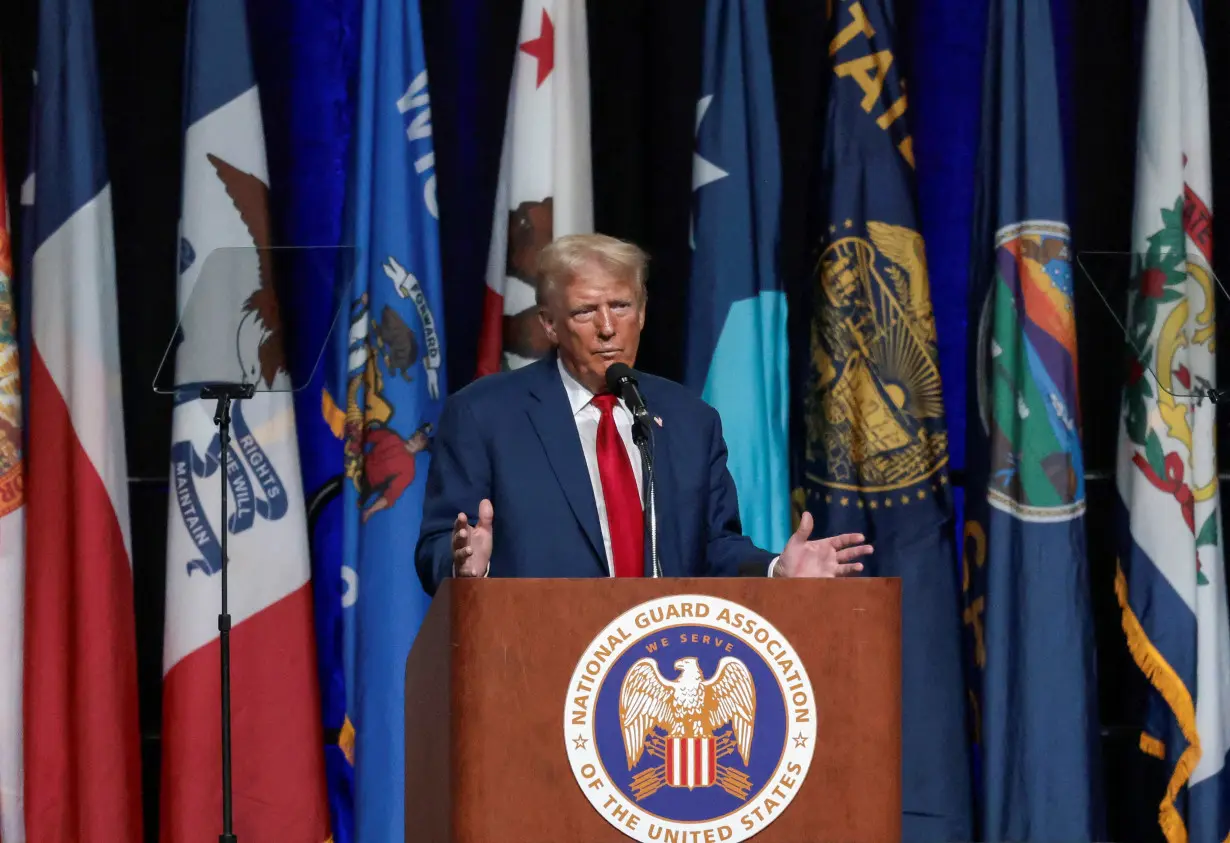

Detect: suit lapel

[526,357,607,569]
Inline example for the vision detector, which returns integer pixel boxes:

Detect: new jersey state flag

[683,0,789,554]
[476,0,592,375]
[1117,1,1230,840]
[321,0,448,838]
[159,0,328,840]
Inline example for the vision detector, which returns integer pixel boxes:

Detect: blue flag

[323,0,447,839]
[260,0,364,840]
[800,2,972,840]
[964,0,1103,837]
[683,0,789,554]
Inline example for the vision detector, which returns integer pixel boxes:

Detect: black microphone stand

[200,381,255,843]
[632,419,661,577]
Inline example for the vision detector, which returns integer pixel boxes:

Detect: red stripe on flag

[707,737,716,786]
[23,346,142,843]
[475,288,505,378]
[160,584,328,843]
[1183,182,1214,265]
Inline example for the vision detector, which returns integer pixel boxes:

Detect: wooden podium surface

[405,577,900,842]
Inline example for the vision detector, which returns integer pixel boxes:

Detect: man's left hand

[775,511,873,578]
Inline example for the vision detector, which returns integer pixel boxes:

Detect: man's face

[539,263,645,394]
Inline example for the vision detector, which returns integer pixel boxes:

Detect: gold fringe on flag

[1115,560,1201,843]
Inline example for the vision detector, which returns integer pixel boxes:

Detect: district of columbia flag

[159,0,328,840]
[1116,0,1230,840]
[0,69,24,843]
[326,0,448,838]
[683,0,789,554]
[19,0,142,838]
[476,0,592,376]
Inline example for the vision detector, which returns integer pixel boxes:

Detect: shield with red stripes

[665,737,717,789]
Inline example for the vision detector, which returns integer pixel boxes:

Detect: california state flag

[476,0,592,375]
[1116,1,1230,840]
[159,0,327,840]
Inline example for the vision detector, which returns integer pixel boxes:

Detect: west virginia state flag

[798,2,970,839]
[1116,1,1230,840]
[965,0,1103,838]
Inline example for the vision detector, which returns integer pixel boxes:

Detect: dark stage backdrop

[3,1,1230,840]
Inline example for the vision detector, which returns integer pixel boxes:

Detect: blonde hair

[535,233,649,307]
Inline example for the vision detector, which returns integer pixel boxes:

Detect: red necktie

[592,393,644,577]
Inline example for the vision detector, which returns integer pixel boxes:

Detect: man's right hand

[452,498,494,577]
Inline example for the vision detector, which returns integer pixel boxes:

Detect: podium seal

[564,595,816,842]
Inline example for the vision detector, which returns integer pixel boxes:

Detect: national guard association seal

[564,595,816,842]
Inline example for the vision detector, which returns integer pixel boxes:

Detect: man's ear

[538,306,558,344]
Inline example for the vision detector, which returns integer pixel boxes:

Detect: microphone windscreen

[605,362,636,392]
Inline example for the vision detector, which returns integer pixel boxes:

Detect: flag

[19,0,142,837]
[476,0,592,376]
[159,0,329,839]
[0,69,24,843]
[683,0,789,553]
[965,0,1103,837]
[321,0,447,836]
[798,2,971,840]
[1115,0,1230,839]
[260,0,364,840]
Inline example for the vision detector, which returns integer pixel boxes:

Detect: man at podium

[415,234,872,593]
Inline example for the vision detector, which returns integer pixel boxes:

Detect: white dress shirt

[556,360,779,577]
[558,358,642,576]
[462,360,778,578]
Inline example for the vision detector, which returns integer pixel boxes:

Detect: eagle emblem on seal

[619,657,757,797]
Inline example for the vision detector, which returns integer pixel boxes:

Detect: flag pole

[201,381,256,843]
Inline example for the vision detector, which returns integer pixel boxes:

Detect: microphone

[603,362,661,577]
[604,362,650,439]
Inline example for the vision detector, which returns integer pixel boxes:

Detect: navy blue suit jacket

[414,354,775,594]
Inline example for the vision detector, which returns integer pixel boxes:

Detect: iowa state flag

[683,0,789,554]
[1116,1,1230,840]
[799,1,970,839]
[19,0,143,838]
[965,0,1103,837]
[476,0,592,375]
[159,0,329,839]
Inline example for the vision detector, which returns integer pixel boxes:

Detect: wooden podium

[404,577,901,842]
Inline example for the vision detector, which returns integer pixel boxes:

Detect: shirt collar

[558,357,624,417]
